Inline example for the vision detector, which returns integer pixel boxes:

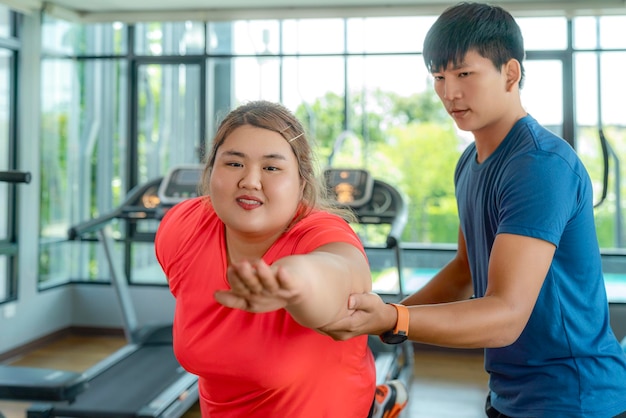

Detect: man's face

[430,50,511,134]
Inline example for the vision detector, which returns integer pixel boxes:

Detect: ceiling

[0,0,625,22]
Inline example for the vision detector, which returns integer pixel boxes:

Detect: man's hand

[214,259,301,313]
[318,292,397,341]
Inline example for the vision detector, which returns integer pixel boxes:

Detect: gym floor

[0,335,489,418]
[408,347,488,417]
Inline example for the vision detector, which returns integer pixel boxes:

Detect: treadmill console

[158,165,204,206]
[324,168,374,208]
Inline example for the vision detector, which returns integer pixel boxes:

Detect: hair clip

[288,132,304,142]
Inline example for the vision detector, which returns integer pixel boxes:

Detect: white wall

[70,285,176,330]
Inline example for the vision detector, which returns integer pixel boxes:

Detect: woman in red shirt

[156,101,402,417]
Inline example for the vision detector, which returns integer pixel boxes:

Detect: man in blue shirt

[321,2,626,417]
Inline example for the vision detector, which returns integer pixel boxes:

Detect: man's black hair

[423,2,526,87]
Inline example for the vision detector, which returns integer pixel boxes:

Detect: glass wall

[0,6,18,304]
[39,17,129,286]
[36,12,626,302]
[39,19,206,287]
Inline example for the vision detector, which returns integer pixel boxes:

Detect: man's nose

[441,78,461,101]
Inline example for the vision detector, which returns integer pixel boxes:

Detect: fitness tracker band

[379,303,409,344]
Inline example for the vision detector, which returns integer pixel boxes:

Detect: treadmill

[25,178,199,418]
[157,165,414,390]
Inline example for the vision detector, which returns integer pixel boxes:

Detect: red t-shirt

[155,197,376,417]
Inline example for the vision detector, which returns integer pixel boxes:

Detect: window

[39,17,129,287]
[135,21,204,55]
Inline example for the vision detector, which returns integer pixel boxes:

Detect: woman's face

[209,124,303,240]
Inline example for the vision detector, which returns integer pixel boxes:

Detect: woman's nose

[238,169,262,189]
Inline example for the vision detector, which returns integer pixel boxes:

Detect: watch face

[380,330,408,344]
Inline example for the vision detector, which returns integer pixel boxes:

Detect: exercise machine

[24,178,198,418]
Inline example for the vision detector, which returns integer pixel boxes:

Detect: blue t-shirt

[455,115,626,417]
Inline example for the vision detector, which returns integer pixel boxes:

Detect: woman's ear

[505,59,522,91]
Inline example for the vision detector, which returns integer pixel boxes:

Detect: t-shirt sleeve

[497,151,583,246]
[154,198,202,279]
[283,212,366,258]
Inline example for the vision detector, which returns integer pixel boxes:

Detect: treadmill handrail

[68,211,119,240]
[378,180,408,249]
[67,177,163,240]
[66,179,168,343]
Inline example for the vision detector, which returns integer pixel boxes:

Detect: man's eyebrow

[451,61,467,70]
[432,61,467,72]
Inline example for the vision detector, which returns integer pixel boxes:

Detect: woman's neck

[224,228,278,264]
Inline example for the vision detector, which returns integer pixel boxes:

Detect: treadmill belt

[45,345,186,417]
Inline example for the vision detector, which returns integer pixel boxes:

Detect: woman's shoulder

[157,197,217,245]
[298,210,351,228]
[289,210,360,242]
[155,197,219,265]
[161,196,212,224]
[266,210,364,259]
